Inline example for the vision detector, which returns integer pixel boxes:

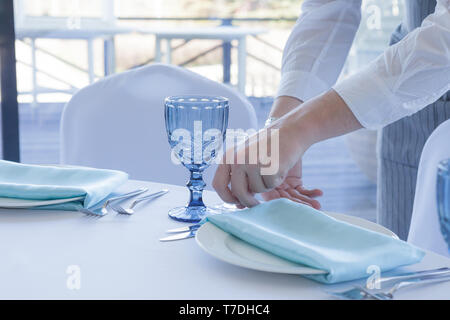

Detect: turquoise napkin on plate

[205,198,425,284]
[0,160,128,211]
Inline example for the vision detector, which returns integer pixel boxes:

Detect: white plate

[0,196,85,209]
[195,212,398,275]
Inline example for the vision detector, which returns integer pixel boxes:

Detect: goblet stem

[187,170,206,208]
[168,169,217,222]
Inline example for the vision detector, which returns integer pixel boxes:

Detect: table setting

[0,95,449,300]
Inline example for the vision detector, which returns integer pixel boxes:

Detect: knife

[166,223,202,234]
[159,230,196,242]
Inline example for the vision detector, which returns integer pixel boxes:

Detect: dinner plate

[0,196,85,209]
[195,212,398,275]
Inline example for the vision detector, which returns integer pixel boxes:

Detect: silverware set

[328,267,450,300]
[79,187,169,217]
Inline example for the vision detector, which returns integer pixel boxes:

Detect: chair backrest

[408,119,450,257]
[60,63,257,189]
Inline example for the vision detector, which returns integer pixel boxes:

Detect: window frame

[0,0,20,162]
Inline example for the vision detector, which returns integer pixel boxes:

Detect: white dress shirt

[277,0,450,129]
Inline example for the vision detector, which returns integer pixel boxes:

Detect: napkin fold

[206,198,425,284]
[0,160,128,210]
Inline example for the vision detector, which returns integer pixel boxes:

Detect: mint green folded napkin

[206,198,425,284]
[0,160,128,211]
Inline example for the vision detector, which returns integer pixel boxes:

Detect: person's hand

[212,89,362,209]
[213,112,308,208]
[261,159,323,209]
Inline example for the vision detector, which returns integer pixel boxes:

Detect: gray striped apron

[378,0,450,240]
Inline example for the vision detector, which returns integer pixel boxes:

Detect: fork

[111,189,169,215]
[328,267,450,300]
[368,275,450,300]
[79,187,148,216]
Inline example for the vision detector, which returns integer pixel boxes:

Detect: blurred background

[1,0,405,220]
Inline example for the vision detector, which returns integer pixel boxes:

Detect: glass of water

[437,159,450,252]
[164,95,229,222]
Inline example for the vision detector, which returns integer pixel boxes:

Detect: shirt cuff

[333,63,400,130]
[276,70,330,102]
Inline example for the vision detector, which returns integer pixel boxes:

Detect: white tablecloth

[0,180,449,299]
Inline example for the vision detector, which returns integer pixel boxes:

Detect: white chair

[408,119,450,257]
[60,63,258,189]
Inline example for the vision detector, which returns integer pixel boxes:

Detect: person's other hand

[261,159,322,209]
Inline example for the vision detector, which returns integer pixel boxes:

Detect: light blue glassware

[437,159,450,252]
[164,95,229,222]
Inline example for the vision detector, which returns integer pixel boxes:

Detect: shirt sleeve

[333,0,450,130]
[276,0,362,102]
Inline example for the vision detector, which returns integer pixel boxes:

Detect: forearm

[269,96,303,118]
[275,89,362,152]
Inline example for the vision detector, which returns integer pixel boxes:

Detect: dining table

[0,179,449,300]
[143,26,266,94]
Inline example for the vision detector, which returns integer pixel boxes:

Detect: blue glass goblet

[437,159,450,253]
[165,95,229,222]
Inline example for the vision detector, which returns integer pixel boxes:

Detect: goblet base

[168,206,220,223]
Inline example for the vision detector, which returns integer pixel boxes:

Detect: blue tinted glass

[164,95,229,222]
[437,159,450,253]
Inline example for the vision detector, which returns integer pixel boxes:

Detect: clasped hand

[212,115,322,209]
